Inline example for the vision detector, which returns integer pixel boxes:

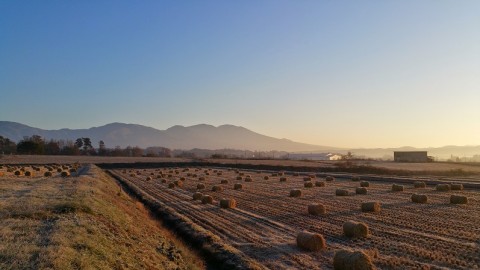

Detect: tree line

[0,135,171,157]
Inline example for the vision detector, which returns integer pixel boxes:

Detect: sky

[1,1,479,148]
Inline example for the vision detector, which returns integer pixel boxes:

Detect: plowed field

[111,167,480,269]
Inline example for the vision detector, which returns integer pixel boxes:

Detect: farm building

[394,151,428,162]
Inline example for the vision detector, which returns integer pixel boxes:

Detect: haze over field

[0,1,479,148]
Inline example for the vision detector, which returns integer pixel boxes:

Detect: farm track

[111,167,480,270]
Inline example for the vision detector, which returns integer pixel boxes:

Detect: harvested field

[110,166,480,269]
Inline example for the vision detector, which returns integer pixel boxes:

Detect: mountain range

[1,121,478,159]
[0,121,336,152]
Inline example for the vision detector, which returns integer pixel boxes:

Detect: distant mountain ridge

[0,121,337,152]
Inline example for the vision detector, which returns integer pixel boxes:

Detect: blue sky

[1,1,479,148]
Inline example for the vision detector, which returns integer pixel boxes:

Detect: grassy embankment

[0,165,205,270]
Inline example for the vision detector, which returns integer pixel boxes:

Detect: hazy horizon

[1,1,479,148]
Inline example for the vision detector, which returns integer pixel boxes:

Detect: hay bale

[263,176,269,180]
[361,202,381,212]
[236,176,243,180]
[192,192,203,200]
[24,171,32,177]
[333,249,374,270]
[352,176,361,182]
[212,185,223,192]
[197,183,205,190]
[146,176,152,181]
[280,177,287,182]
[220,179,229,184]
[336,189,349,196]
[201,195,213,204]
[326,176,335,182]
[304,181,314,188]
[450,195,468,204]
[436,184,451,191]
[161,179,167,183]
[296,231,326,251]
[392,184,404,192]
[308,204,326,215]
[411,194,428,203]
[174,180,183,187]
[220,198,236,209]
[44,171,52,177]
[356,187,368,195]
[451,183,463,190]
[360,181,370,187]
[414,181,426,188]
[14,170,22,176]
[168,183,175,189]
[217,172,222,176]
[233,183,243,190]
[199,177,206,181]
[245,177,252,182]
[315,181,325,187]
[61,171,70,178]
[343,221,369,238]
[290,189,302,197]
[180,177,186,181]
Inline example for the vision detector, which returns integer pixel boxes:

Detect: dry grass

[0,165,205,270]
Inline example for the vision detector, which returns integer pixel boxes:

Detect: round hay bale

[44,171,53,177]
[220,198,236,209]
[168,183,175,189]
[414,181,426,188]
[290,189,302,197]
[174,180,183,187]
[263,176,269,180]
[161,179,167,183]
[193,192,203,200]
[336,189,349,196]
[196,183,205,190]
[280,177,287,182]
[61,171,70,178]
[333,249,374,270]
[180,177,186,181]
[244,177,253,182]
[352,176,361,182]
[356,187,368,195]
[217,172,222,176]
[450,195,468,204]
[304,181,314,188]
[296,231,326,251]
[411,194,428,203]
[212,185,223,192]
[315,181,325,187]
[451,183,463,190]
[24,171,32,177]
[201,195,213,204]
[234,183,243,190]
[146,176,152,181]
[361,202,381,212]
[199,177,206,181]
[14,170,22,176]
[238,172,244,176]
[220,179,229,184]
[326,176,335,182]
[392,184,404,192]
[236,176,243,180]
[436,184,451,191]
[360,181,370,187]
[343,220,369,238]
[308,204,326,215]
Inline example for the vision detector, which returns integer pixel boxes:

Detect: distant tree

[81,137,94,155]
[98,140,107,156]
[45,139,61,155]
[16,135,45,155]
[75,138,83,149]
[0,136,17,154]
[131,146,144,157]
[111,146,123,157]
